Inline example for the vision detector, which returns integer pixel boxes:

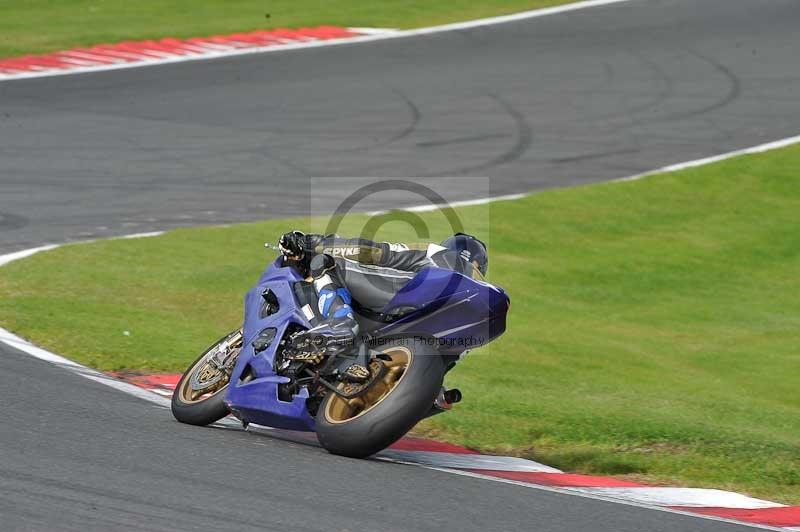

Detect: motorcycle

[171,241,510,458]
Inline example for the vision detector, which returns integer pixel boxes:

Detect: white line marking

[0,327,170,408]
[0,0,636,82]
[368,134,800,215]
[615,134,800,183]
[570,487,784,509]
[346,27,399,35]
[367,192,525,215]
[380,464,788,532]
[0,231,163,268]
[380,0,634,34]
[199,421,792,528]
[0,244,60,267]
[378,450,562,473]
[119,231,166,239]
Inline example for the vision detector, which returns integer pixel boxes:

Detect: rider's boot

[295,254,367,381]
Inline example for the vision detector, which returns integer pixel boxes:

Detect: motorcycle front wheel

[315,338,445,458]
[171,329,242,426]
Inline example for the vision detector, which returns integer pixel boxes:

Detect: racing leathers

[278,232,478,381]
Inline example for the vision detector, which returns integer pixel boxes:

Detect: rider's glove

[278,231,306,259]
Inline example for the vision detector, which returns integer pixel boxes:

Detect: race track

[1,0,799,530]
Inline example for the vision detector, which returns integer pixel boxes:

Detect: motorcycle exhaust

[425,387,463,418]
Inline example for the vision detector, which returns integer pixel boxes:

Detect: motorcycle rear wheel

[315,338,444,458]
[171,329,242,426]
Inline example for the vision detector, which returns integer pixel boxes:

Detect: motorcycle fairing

[376,267,509,355]
[224,257,509,432]
[225,258,317,431]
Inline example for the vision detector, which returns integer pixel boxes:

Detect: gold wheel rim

[178,330,242,404]
[323,346,411,424]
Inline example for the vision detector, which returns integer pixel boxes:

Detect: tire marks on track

[0,212,28,231]
[432,93,533,176]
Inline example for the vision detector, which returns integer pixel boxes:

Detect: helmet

[440,233,488,276]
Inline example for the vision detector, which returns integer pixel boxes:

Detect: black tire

[315,338,445,458]
[171,330,241,426]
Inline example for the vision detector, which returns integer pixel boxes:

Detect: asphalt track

[1,0,799,530]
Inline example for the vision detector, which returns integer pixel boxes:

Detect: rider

[277,231,489,381]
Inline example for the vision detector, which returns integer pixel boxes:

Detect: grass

[0,0,579,57]
[2,146,800,503]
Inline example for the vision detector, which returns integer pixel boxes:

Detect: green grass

[0,0,577,57]
[2,146,800,503]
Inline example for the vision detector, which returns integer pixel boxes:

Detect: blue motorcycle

[172,242,510,458]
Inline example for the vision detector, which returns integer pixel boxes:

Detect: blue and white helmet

[440,233,488,276]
